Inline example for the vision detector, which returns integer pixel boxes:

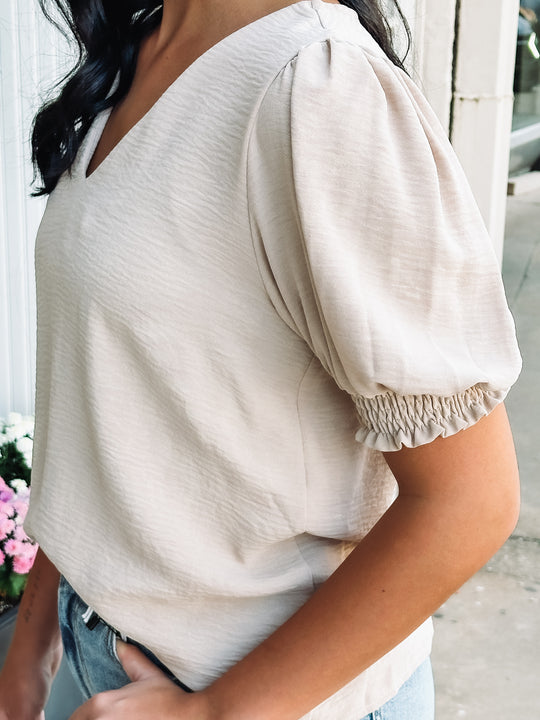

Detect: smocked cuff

[354,385,509,452]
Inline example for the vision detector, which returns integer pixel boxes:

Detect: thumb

[116,639,166,683]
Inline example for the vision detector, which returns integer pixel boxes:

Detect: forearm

[203,501,506,719]
[204,409,519,720]
[0,549,62,718]
[3,547,62,675]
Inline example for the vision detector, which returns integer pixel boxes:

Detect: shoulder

[252,2,420,135]
[246,1,394,107]
[252,25,435,175]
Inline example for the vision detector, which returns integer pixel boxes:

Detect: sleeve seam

[245,56,302,335]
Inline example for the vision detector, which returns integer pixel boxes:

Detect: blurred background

[1,0,539,717]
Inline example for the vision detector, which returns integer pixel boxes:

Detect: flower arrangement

[0,414,38,608]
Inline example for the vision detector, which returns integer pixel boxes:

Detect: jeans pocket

[58,577,131,698]
[58,576,193,696]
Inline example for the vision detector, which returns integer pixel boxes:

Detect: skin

[0,1,521,717]
[0,550,62,720]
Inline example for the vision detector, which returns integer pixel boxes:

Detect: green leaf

[0,440,31,486]
[0,567,28,601]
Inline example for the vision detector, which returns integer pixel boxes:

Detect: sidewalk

[431,189,540,718]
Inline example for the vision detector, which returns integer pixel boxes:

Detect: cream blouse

[26,1,521,717]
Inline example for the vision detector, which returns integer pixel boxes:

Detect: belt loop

[81,606,100,631]
[82,605,128,642]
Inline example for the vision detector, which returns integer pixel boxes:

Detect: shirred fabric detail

[354,385,507,452]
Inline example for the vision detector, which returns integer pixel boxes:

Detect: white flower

[17,418,34,438]
[6,412,22,427]
[16,436,33,454]
[16,436,33,468]
[10,479,29,495]
[1,415,34,444]
[3,427,20,443]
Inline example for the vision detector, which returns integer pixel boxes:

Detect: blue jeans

[58,577,434,718]
[359,659,434,720]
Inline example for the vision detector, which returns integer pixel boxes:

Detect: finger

[116,640,167,683]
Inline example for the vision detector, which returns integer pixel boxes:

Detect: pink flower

[13,524,29,542]
[19,541,37,559]
[0,477,13,503]
[0,549,5,566]
[13,553,36,575]
[11,500,28,522]
[0,502,14,520]
[3,538,24,558]
[0,517,16,538]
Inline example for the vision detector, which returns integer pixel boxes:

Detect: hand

[68,641,213,719]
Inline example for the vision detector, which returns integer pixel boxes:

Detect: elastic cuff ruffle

[354,385,509,452]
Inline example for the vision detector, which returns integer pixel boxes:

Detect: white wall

[0,0,69,418]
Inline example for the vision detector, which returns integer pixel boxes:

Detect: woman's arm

[71,403,519,720]
[201,403,519,719]
[0,548,63,720]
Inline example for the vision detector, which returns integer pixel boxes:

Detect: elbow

[495,470,521,543]
[475,464,521,560]
[477,405,522,550]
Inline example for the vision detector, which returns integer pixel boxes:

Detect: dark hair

[32,0,411,195]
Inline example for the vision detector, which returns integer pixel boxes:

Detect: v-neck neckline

[79,0,335,183]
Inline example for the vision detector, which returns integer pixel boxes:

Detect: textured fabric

[26,1,521,718]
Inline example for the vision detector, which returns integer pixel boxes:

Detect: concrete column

[404,0,519,261]
[451,0,520,261]
[405,0,457,134]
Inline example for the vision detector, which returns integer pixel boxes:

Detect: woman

[0,0,521,718]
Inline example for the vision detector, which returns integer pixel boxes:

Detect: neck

[154,0,331,52]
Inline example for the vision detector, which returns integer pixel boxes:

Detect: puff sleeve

[247,38,522,451]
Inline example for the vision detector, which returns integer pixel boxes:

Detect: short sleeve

[247,37,522,451]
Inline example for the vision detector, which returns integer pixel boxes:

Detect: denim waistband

[58,575,193,697]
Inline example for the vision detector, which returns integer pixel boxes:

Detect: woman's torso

[26,2,433,716]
